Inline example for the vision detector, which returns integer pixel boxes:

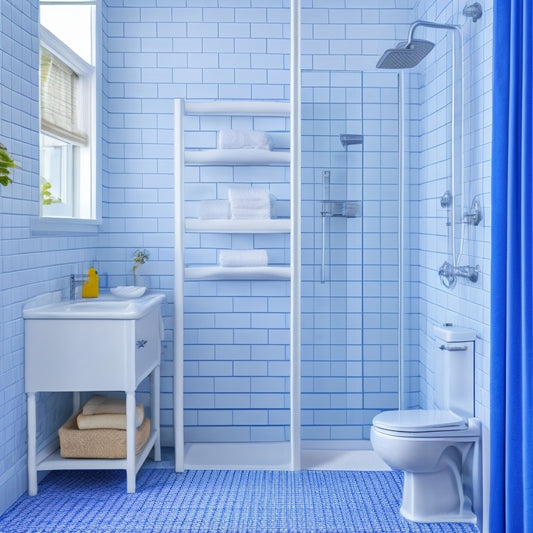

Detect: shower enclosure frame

[173,2,404,471]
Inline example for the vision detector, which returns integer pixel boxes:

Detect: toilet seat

[372,409,479,438]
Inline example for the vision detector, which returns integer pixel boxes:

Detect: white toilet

[371,324,481,524]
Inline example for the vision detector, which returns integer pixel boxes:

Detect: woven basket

[59,411,150,459]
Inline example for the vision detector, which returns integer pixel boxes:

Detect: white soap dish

[110,286,146,299]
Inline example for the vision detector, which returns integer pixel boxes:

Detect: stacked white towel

[218,130,272,150]
[228,187,274,220]
[198,200,230,220]
[219,249,268,267]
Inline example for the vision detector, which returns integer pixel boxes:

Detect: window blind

[40,48,88,144]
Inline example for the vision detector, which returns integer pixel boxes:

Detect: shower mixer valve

[439,261,480,288]
[463,197,483,226]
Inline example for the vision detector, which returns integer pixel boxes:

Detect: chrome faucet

[69,274,86,300]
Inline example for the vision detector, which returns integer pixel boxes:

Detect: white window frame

[33,3,101,235]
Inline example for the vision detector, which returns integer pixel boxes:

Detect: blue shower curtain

[490,2,533,532]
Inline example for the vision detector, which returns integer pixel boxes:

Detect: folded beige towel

[83,395,134,415]
[80,395,144,429]
[77,408,144,430]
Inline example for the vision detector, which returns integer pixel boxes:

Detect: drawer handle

[136,339,148,349]
[439,344,468,351]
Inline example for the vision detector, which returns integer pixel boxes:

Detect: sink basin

[23,293,165,320]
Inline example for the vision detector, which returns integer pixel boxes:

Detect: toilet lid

[373,409,467,432]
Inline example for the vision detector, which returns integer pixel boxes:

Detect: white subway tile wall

[0,0,98,513]
[0,0,492,514]
[408,0,492,423]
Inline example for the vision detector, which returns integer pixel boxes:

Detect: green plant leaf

[40,177,61,204]
[0,143,17,186]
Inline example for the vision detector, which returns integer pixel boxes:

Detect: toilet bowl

[371,324,482,524]
[371,409,480,523]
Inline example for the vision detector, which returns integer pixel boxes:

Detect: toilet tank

[433,324,476,418]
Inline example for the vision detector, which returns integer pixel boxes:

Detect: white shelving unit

[175,98,292,285]
[174,94,300,471]
[184,149,290,166]
[184,266,291,281]
[185,218,291,234]
[174,1,300,473]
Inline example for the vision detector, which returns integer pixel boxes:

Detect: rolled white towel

[219,249,268,267]
[218,130,272,150]
[198,200,230,220]
[228,187,273,220]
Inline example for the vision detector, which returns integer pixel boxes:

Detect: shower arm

[405,20,461,48]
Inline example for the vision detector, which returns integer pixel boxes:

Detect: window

[39,1,97,223]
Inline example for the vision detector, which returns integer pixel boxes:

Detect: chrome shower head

[376,20,460,70]
[376,39,435,69]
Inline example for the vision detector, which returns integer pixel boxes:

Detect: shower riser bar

[321,170,330,283]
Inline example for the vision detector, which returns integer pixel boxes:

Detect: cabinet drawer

[25,319,130,391]
[25,308,162,392]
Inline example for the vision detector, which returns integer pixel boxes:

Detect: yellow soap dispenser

[82,267,99,298]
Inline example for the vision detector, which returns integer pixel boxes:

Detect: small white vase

[130,266,148,288]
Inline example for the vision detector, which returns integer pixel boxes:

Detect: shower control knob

[440,191,452,208]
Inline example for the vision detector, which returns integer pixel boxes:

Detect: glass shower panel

[301,71,401,442]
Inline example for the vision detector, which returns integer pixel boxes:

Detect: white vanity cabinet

[24,293,165,495]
